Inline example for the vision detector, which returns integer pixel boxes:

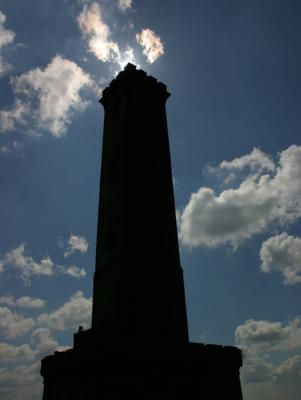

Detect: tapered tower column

[92,63,188,342]
[41,64,243,400]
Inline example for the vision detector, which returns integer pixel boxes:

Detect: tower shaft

[92,64,188,342]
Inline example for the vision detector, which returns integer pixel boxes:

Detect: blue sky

[0,0,301,399]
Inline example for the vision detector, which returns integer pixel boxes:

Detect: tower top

[100,63,170,108]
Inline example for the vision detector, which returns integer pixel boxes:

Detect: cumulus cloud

[11,55,93,136]
[0,342,35,362]
[0,10,15,76]
[260,233,301,285]
[37,291,92,330]
[0,295,46,309]
[30,328,69,357]
[78,2,120,62]
[136,29,164,63]
[1,243,54,283]
[0,362,42,400]
[179,145,301,248]
[118,0,132,11]
[0,307,35,339]
[0,243,86,283]
[235,318,301,353]
[241,350,275,383]
[236,318,301,385]
[64,234,88,257]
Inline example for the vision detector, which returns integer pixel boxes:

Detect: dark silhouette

[41,64,243,399]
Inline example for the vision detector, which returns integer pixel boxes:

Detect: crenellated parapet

[100,63,170,109]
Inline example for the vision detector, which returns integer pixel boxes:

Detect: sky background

[0,0,301,399]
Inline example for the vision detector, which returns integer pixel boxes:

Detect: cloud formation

[260,233,301,285]
[11,55,93,136]
[78,2,120,62]
[30,328,62,357]
[274,355,301,384]
[0,295,46,309]
[118,0,132,11]
[235,317,301,385]
[0,307,35,339]
[179,145,301,248]
[61,265,87,278]
[37,291,92,330]
[1,243,54,283]
[235,318,301,353]
[0,362,42,400]
[0,99,28,133]
[0,10,15,76]
[64,234,88,257]
[0,243,86,283]
[136,29,164,63]
[0,342,35,362]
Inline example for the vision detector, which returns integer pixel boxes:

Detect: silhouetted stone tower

[41,64,243,400]
[92,63,188,343]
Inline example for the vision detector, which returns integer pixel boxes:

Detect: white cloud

[0,295,46,309]
[179,145,301,248]
[37,291,92,331]
[235,318,301,386]
[235,318,301,353]
[0,10,15,76]
[78,2,120,62]
[118,0,132,11]
[0,243,86,283]
[0,100,28,133]
[136,28,164,63]
[260,233,301,285]
[0,307,35,339]
[64,234,88,257]
[77,2,138,72]
[61,265,86,278]
[0,342,35,362]
[219,147,275,174]
[0,362,42,400]
[11,55,93,136]
[30,328,65,357]
[241,350,275,383]
[1,243,54,283]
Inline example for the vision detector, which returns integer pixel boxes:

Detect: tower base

[41,329,243,399]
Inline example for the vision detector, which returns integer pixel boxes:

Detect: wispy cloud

[179,145,301,248]
[0,99,28,134]
[118,0,132,12]
[78,2,120,62]
[0,10,15,76]
[136,28,164,63]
